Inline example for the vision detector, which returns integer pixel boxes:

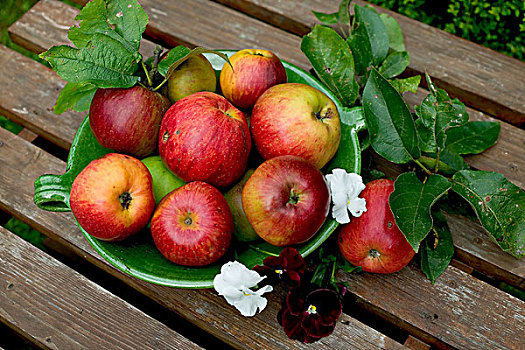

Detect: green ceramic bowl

[33,51,363,288]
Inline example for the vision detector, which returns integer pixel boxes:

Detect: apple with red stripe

[338,179,415,274]
[151,181,233,266]
[220,49,287,109]
[70,153,155,241]
[159,91,251,187]
[242,155,330,246]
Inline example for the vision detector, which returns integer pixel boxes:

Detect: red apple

[165,54,217,103]
[251,83,340,169]
[89,85,171,158]
[338,179,415,274]
[159,91,251,187]
[70,153,155,241]
[150,181,233,266]
[220,49,287,109]
[242,155,330,246]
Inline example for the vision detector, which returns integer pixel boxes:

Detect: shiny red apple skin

[159,91,251,187]
[338,179,415,274]
[70,153,155,241]
[89,85,171,158]
[242,155,330,246]
[251,83,341,169]
[220,49,287,109]
[150,181,233,266]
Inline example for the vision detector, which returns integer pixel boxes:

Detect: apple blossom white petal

[326,169,367,224]
[213,261,273,317]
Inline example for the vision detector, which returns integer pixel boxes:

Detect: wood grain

[0,226,202,350]
[0,128,404,349]
[213,0,525,127]
[9,0,158,58]
[3,0,525,288]
[340,262,525,350]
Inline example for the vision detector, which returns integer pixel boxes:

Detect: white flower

[213,261,273,317]
[325,169,367,224]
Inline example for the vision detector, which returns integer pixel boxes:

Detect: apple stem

[288,189,300,205]
[141,60,153,87]
[119,192,132,210]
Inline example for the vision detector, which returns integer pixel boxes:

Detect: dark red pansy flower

[277,284,343,343]
[254,247,306,287]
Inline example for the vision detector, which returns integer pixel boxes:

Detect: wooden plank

[213,0,525,127]
[0,129,404,350]
[9,0,158,58]
[404,335,431,350]
[3,1,525,288]
[0,44,81,150]
[340,262,525,349]
[16,128,38,142]
[9,0,525,190]
[0,226,202,350]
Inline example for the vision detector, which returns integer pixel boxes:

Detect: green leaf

[41,34,139,88]
[326,106,363,172]
[378,51,410,78]
[451,170,525,259]
[420,210,454,284]
[389,75,421,94]
[347,5,389,75]
[415,76,469,152]
[54,82,97,114]
[337,0,352,31]
[301,25,359,106]
[379,13,406,52]
[341,260,362,274]
[312,10,339,25]
[420,148,469,175]
[362,69,420,164]
[158,46,231,80]
[445,121,501,155]
[68,0,146,54]
[107,0,148,51]
[390,173,451,252]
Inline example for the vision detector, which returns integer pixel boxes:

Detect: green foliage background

[368,0,525,61]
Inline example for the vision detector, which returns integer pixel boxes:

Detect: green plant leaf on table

[419,148,469,175]
[347,4,389,76]
[389,172,451,252]
[325,106,363,173]
[312,10,339,25]
[378,51,410,78]
[451,170,525,259]
[445,121,501,155]
[414,75,469,152]
[337,0,352,35]
[379,12,406,52]
[362,69,420,164]
[68,0,148,53]
[420,210,454,284]
[389,75,421,94]
[301,24,359,106]
[54,82,97,114]
[40,33,140,88]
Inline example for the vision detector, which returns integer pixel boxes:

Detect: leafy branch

[303,1,524,283]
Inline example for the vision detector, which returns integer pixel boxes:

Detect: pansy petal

[348,197,367,217]
[220,261,264,288]
[234,292,269,317]
[345,173,366,198]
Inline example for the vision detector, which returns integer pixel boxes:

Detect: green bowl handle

[34,174,71,212]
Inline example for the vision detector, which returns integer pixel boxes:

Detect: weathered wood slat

[9,0,157,58]
[340,263,525,349]
[10,0,524,190]
[213,0,525,127]
[0,226,202,350]
[4,0,525,288]
[0,129,404,349]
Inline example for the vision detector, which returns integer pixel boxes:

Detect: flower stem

[247,245,280,257]
[414,159,432,175]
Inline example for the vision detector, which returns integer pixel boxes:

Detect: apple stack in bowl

[70,48,341,267]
